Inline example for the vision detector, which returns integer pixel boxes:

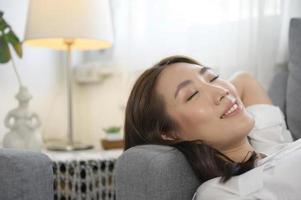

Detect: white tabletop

[43,148,123,161]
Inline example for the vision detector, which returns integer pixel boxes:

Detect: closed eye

[186,91,199,101]
[210,75,219,82]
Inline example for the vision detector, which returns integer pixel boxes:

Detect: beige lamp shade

[24,0,113,50]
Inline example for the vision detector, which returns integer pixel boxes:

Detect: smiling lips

[220,99,241,119]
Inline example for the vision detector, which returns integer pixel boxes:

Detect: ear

[161,132,179,141]
[161,134,175,141]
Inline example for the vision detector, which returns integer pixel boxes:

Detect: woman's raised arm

[229,72,273,107]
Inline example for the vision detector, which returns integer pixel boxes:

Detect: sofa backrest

[286,18,301,139]
[0,149,53,200]
[115,145,201,200]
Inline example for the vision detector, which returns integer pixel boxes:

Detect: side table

[43,149,123,200]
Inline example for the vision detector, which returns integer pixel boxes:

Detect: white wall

[0,0,63,145]
[0,0,127,148]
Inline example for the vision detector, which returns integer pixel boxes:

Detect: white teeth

[225,103,238,115]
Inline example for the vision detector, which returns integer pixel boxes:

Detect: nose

[208,85,230,105]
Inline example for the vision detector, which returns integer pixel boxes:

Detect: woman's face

[156,63,255,151]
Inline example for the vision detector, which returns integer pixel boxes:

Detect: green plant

[103,126,121,134]
[0,10,23,86]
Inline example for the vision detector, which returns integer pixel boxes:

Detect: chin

[238,115,255,137]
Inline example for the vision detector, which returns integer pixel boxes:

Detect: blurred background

[1,0,301,149]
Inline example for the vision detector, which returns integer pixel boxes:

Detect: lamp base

[46,141,93,151]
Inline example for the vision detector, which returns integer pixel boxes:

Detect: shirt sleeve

[246,104,293,155]
[193,181,251,200]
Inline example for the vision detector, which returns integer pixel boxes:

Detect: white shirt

[193,104,299,200]
[246,104,293,155]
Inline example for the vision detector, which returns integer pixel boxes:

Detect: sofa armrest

[0,149,54,200]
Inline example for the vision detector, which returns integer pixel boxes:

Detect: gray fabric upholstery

[0,149,54,200]
[115,145,201,200]
[268,69,288,116]
[115,18,301,200]
[287,18,301,139]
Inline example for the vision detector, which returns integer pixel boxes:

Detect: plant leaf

[6,30,22,58]
[0,15,9,31]
[0,35,11,63]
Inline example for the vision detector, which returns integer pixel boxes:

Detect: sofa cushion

[115,145,201,200]
[0,149,53,200]
[286,18,301,139]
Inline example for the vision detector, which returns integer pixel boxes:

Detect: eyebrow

[174,66,211,99]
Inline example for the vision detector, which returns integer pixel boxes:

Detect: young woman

[124,55,296,199]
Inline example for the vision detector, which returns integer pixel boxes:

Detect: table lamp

[24,0,114,151]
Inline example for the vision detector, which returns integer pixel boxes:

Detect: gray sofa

[0,149,53,200]
[115,18,301,200]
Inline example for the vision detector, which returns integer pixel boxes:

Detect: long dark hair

[124,55,256,183]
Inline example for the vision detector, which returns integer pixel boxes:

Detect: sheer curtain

[107,0,301,88]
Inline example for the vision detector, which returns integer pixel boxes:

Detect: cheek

[174,106,215,140]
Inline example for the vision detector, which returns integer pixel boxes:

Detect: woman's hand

[229,72,273,107]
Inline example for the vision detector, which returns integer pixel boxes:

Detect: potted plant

[103,126,122,141]
[0,11,23,83]
[101,125,123,150]
[0,11,42,151]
